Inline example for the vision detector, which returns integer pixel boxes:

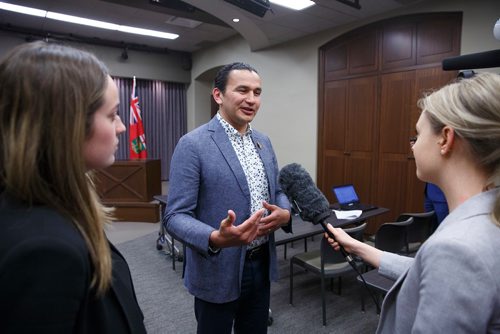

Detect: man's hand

[209,208,266,248]
[257,201,291,237]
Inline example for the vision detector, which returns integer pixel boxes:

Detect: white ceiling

[0,0,426,54]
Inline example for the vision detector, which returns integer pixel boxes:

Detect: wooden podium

[94,159,161,223]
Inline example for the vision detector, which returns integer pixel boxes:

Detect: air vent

[166,16,202,29]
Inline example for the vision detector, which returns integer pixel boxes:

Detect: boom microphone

[442,49,500,71]
[278,163,351,260]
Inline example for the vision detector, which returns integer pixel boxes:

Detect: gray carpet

[116,232,380,334]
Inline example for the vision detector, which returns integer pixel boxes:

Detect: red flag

[129,76,147,159]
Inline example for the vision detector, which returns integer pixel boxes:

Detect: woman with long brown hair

[0,41,146,333]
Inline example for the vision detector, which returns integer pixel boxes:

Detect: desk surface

[275,207,388,246]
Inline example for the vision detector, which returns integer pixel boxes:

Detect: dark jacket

[0,193,146,333]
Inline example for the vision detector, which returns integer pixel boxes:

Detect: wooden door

[377,70,416,226]
[320,77,377,203]
[345,76,378,204]
[321,80,348,202]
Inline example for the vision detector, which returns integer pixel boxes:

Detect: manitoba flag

[129,76,147,159]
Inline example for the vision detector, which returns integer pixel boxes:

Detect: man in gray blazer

[165,62,292,334]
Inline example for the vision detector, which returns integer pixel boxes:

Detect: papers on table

[332,209,362,220]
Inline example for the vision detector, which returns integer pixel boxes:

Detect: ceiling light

[46,12,119,30]
[0,1,179,40]
[0,2,45,17]
[270,0,315,10]
[232,18,240,23]
[118,25,178,39]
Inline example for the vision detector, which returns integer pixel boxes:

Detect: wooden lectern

[94,159,161,222]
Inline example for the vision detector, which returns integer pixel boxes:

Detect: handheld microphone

[278,163,352,261]
[279,162,381,312]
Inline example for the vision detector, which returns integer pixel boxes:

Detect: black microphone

[442,49,500,70]
[278,163,352,261]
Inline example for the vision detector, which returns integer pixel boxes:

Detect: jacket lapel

[208,118,251,199]
[251,133,275,203]
[108,242,145,333]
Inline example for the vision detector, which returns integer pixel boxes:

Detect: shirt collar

[217,112,252,137]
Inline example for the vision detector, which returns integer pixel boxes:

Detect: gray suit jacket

[165,117,291,303]
[377,188,500,333]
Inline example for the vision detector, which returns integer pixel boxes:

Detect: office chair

[357,268,396,313]
[357,217,413,313]
[397,211,436,254]
[374,217,413,254]
[289,223,366,326]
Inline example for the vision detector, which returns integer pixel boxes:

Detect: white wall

[0,31,191,83]
[189,0,500,180]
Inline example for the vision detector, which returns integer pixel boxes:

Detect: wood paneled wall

[318,13,461,233]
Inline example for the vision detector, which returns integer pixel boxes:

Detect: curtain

[113,77,187,180]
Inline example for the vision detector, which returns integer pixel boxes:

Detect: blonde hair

[418,72,500,225]
[0,41,112,294]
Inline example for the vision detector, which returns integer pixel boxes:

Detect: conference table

[156,192,388,268]
[274,206,389,258]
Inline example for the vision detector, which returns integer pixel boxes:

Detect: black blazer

[0,194,146,334]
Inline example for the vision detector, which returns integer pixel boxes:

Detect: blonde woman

[0,42,146,333]
[327,72,500,333]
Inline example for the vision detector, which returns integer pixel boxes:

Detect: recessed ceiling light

[270,0,315,10]
[232,18,240,23]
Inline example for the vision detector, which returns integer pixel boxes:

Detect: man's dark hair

[214,62,258,93]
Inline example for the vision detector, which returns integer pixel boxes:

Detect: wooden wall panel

[405,159,425,212]
[376,157,409,223]
[349,30,378,75]
[416,15,461,65]
[348,76,377,153]
[324,43,348,80]
[318,12,461,234]
[379,71,415,155]
[382,22,416,70]
[323,81,347,151]
[346,154,374,203]
[322,154,346,203]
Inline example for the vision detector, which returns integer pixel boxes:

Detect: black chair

[374,217,414,254]
[289,223,367,326]
[397,211,436,254]
[357,217,413,313]
[357,269,396,312]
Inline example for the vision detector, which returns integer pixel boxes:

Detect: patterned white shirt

[217,113,269,248]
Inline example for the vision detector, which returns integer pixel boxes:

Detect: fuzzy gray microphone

[278,163,331,224]
[279,163,351,260]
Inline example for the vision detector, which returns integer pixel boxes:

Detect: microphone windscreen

[279,163,330,222]
[442,49,500,70]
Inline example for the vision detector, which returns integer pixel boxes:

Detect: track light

[121,47,128,60]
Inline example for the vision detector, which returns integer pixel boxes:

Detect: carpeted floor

[116,232,380,334]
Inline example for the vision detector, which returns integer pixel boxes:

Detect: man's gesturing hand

[209,208,266,248]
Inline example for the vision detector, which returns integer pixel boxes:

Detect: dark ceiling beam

[336,0,361,10]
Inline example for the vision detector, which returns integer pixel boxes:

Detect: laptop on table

[332,184,377,211]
